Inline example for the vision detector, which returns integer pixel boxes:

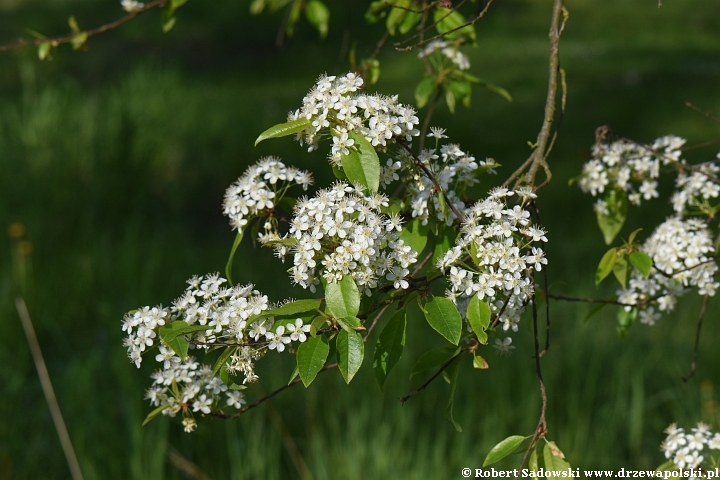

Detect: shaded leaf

[373,309,407,388]
[306,0,330,38]
[617,307,637,338]
[212,346,237,376]
[411,346,460,377]
[142,404,169,427]
[597,189,628,245]
[225,231,244,286]
[444,358,462,432]
[613,254,629,288]
[543,442,571,471]
[415,77,437,108]
[400,217,430,256]
[386,0,410,35]
[433,7,476,41]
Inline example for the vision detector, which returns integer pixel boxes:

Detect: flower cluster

[272,182,417,294]
[120,0,144,13]
[288,73,420,164]
[660,423,720,470]
[437,187,548,334]
[617,217,718,322]
[418,40,471,71]
[579,135,685,208]
[671,157,720,216]
[144,356,246,433]
[223,157,313,232]
[122,274,315,431]
[388,134,498,225]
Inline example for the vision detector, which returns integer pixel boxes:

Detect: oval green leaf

[483,435,526,466]
[423,296,462,345]
[337,330,364,383]
[415,77,437,109]
[325,276,360,319]
[255,117,312,146]
[342,132,380,193]
[306,0,330,38]
[297,335,330,387]
[629,251,653,278]
[595,247,617,286]
[466,294,491,344]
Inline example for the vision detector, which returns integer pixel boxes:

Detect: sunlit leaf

[483,435,526,466]
[325,276,360,319]
[297,335,330,387]
[629,251,652,278]
[466,294,491,344]
[595,247,617,286]
[342,132,381,193]
[423,296,462,345]
[337,330,364,383]
[255,117,312,146]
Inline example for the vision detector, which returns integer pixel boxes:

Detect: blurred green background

[2,0,720,478]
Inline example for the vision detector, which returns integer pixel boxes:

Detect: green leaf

[264,299,322,318]
[142,404,169,427]
[37,42,51,61]
[444,358,462,432]
[161,2,177,32]
[212,347,237,376]
[584,303,607,322]
[305,0,330,38]
[285,0,302,37]
[400,217,430,256]
[415,77,437,109]
[617,307,637,338]
[325,276,360,319]
[472,354,489,369]
[613,254,629,288]
[386,0,410,35]
[68,16,80,33]
[483,435,526,466]
[373,309,407,388]
[447,81,472,108]
[337,330,364,383]
[529,449,539,471]
[595,248,617,286]
[360,58,381,86]
[255,117,312,146]
[627,227,643,245]
[297,336,330,387]
[543,442,571,471]
[166,335,189,361]
[468,75,513,102]
[331,164,348,181]
[342,132,381,193]
[433,7,476,41]
[225,231,244,286]
[411,346,460,377]
[466,294,491,344]
[70,32,88,50]
[423,296,463,345]
[398,10,421,34]
[445,89,456,114]
[288,365,300,385]
[597,189,628,245]
[336,316,362,332]
[250,0,266,14]
[310,316,327,336]
[629,251,653,279]
[364,0,387,23]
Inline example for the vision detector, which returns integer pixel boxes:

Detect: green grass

[2,0,720,477]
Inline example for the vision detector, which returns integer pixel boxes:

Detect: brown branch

[0,0,167,52]
[685,101,720,126]
[503,0,564,190]
[682,294,709,382]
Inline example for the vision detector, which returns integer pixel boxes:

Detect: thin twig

[685,101,720,126]
[503,0,564,190]
[546,291,670,308]
[0,0,166,52]
[16,297,84,480]
[364,304,392,339]
[682,294,709,382]
[398,350,464,405]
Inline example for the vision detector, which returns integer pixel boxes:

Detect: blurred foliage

[1,0,720,478]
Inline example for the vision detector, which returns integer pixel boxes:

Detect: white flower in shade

[493,337,515,355]
[226,390,247,409]
[121,0,144,12]
[182,418,197,433]
[192,394,212,414]
[427,127,448,139]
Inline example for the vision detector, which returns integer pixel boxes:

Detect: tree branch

[0,0,167,52]
[682,294,709,382]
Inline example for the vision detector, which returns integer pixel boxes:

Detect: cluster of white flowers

[617,217,718,322]
[288,73,420,165]
[660,423,720,470]
[388,136,498,225]
[437,187,548,334]
[272,182,417,294]
[418,40,471,71]
[223,157,313,232]
[144,355,246,432]
[122,274,315,430]
[120,0,144,12]
[671,157,720,216]
[579,136,685,208]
